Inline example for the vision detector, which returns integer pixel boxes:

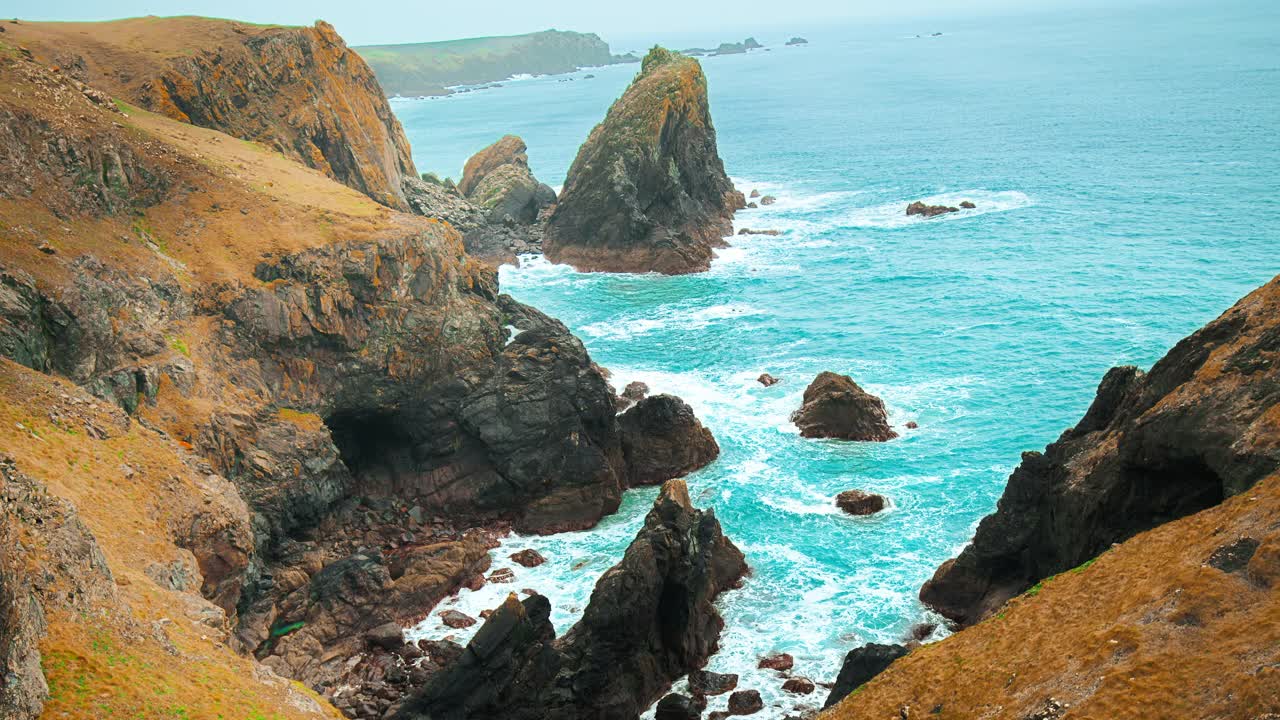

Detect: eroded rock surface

[619,394,720,487]
[791,372,897,441]
[543,47,744,274]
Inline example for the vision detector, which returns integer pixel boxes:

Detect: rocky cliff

[393,479,748,720]
[0,37,718,720]
[543,47,745,274]
[6,16,418,210]
[920,275,1280,626]
[356,29,633,97]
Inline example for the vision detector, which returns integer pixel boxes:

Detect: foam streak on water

[399,4,1280,716]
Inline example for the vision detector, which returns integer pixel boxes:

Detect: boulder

[959,200,976,209]
[728,689,764,715]
[823,643,909,708]
[749,189,761,198]
[791,372,897,441]
[656,693,702,720]
[921,277,1280,626]
[619,395,720,487]
[393,480,748,719]
[367,621,405,650]
[509,549,546,568]
[835,490,887,516]
[689,669,739,696]
[438,610,476,629]
[782,677,816,694]
[746,202,758,209]
[905,201,958,218]
[759,195,777,206]
[757,373,781,387]
[905,421,919,429]
[543,48,744,274]
[758,652,794,671]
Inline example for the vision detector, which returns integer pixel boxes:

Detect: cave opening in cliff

[326,409,418,488]
[1117,454,1226,533]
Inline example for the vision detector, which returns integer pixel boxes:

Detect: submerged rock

[393,479,748,719]
[759,195,777,206]
[758,373,781,387]
[543,47,744,274]
[906,201,958,218]
[835,489,887,516]
[738,228,782,236]
[920,276,1280,626]
[619,394,720,487]
[791,372,897,441]
[823,643,909,708]
[959,200,976,209]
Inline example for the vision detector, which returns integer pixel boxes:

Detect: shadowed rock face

[458,135,556,225]
[791,372,897,442]
[393,479,748,720]
[921,275,1280,626]
[823,643,909,709]
[619,394,720,487]
[543,47,745,275]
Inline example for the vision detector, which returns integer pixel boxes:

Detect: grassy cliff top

[601,47,707,141]
[4,16,297,62]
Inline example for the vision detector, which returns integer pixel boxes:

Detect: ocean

[393,1,1280,716]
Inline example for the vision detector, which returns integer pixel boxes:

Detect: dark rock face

[905,201,958,218]
[835,490,887,516]
[823,643,909,709]
[458,136,555,225]
[543,47,745,275]
[509,549,546,568]
[656,693,703,720]
[791,372,897,442]
[689,669,739,696]
[401,176,544,264]
[921,276,1280,626]
[782,677,815,694]
[394,479,748,720]
[619,394,721,487]
[727,689,763,714]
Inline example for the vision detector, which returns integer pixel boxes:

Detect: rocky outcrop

[543,47,745,274]
[393,479,748,720]
[786,37,809,46]
[791,372,897,441]
[823,643,908,709]
[619,394,720,487]
[834,489,887,516]
[905,201,958,218]
[921,275,1280,626]
[7,18,418,210]
[401,176,543,263]
[458,136,556,225]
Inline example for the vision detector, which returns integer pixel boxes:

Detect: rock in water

[727,689,764,714]
[823,643,909,708]
[920,276,1280,626]
[757,373,781,387]
[619,394,721,487]
[905,201,959,218]
[543,47,745,274]
[959,200,976,209]
[791,372,898,441]
[835,489,887,516]
[656,693,702,720]
[393,479,748,719]
[458,135,556,224]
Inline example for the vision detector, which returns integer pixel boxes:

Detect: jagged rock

[543,47,744,274]
[458,136,555,224]
[623,380,650,403]
[689,669,739,696]
[393,479,747,719]
[823,643,909,709]
[921,277,1280,626]
[619,394,720,487]
[757,374,782,388]
[909,622,937,642]
[401,175,543,263]
[791,372,897,441]
[509,549,546,568]
[835,490,887,516]
[783,677,816,694]
[439,609,477,629]
[728,689,764,714]
[657,693,703,720]
[905,201,958,218]
[758,652,794,671]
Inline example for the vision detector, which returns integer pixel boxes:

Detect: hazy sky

[9,0,1133,47]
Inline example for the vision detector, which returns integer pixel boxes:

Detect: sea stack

[543,47,745,274]
[792,372,898,441]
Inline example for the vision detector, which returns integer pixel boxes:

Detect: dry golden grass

[824,474,1280,720]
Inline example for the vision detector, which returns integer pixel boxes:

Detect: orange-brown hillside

[823,471,1280,720]
[3,16,418,209]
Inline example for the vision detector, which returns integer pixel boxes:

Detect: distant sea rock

[786,36,810,46]
[792,371,898,441]
[543,47,745,274]
[906,200,958,217]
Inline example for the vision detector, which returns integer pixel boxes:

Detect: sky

[8,0,1130,47]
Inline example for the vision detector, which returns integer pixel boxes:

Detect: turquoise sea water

[397,2,1280,716]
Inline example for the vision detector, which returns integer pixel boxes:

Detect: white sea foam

[579,303,767,341]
